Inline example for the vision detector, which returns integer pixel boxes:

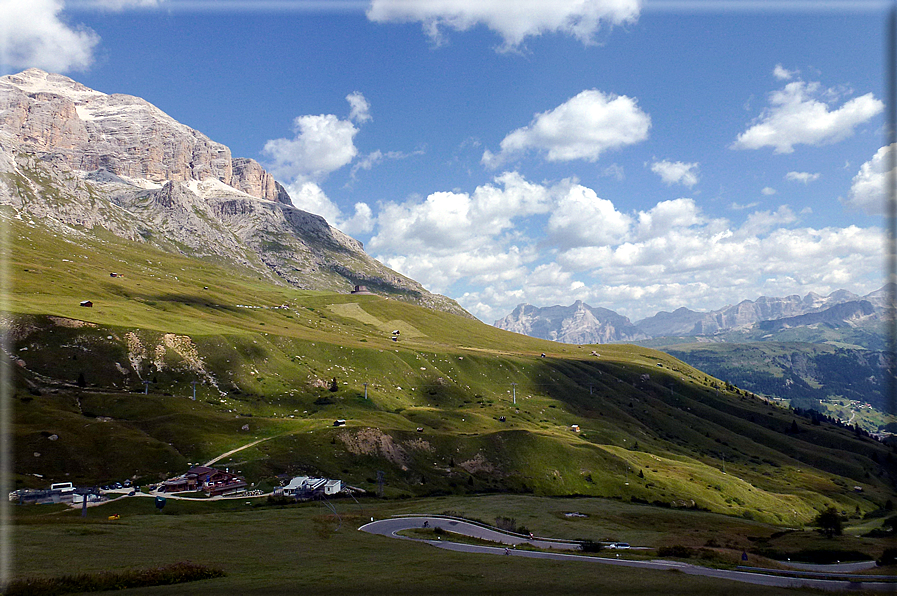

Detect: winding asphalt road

[359,516,894,592]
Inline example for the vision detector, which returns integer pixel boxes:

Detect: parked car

[609,542,631,549]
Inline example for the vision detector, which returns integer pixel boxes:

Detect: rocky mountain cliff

[0,68,290,204]
[496,288,885,345]
[0,69,468,317]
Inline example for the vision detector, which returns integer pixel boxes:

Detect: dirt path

[203,437,272,467]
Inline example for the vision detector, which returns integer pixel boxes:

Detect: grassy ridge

[7,217,897,525]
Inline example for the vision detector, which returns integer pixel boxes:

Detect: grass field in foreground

[12,494,896,595]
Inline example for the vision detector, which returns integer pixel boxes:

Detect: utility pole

[191,380,198,400]
[143,380,150,395]
[363,382,368,400]
[376,470,385,497]
[510,382,517,405]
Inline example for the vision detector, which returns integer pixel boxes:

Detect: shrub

[494,516,517,532]
[658,545,697,558]
[6,562,225,596]
[579,539,604,553]
[814,507,844,538]
[877,548,897,567]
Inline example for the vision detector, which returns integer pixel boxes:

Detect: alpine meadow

[2,2,897,594]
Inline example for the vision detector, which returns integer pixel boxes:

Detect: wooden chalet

[159,465,247,497]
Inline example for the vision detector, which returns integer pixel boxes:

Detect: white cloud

[0,0,99,72]
[636,198,705,240]
[732,80,883,153]
[346,91,371,123]
[739,205,797,236]
[263,113,360,181]
[650,159,699,188]
[844,144,894,216]
[785,171,820,184]
[761,187,776,196]
[285,180,374,234]
[91,0,160,8]
[340,202,375,234]
[366,0,640,51]
[483,89,650,167]
[547,183,633,248]
[773,64,797,81]
[285,181,343,224]
[0,0,165,72]
[731,201,761,209]
[362,172,882,322]
[350,147,425,179]
[371,171,552,255]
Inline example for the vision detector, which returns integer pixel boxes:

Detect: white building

[277,476,342,498]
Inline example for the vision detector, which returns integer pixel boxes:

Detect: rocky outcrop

[231,158,292,205]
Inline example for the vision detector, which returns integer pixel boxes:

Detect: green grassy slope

[6,217,897,526]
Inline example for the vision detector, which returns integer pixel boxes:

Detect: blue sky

[1,0,893,322]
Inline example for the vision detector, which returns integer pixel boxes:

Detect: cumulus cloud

[0,0,99,72]
[263,93,376,184]
[0,0,166,72]
[346,91,371,123]
[636,198,705,240]
[285,180,374,234]
[364,172,881,322]
[547,183,632,248]
[482,89,650,168]
[773,64,797,81]
[739,205,798,236]
[285,181,343,224]
[844,144,895,216]
[732,80,883,153]
[785,171,820,184]
[263,113,360,181]
[650,159,699,188]
[371,171,552,255]
[366,0,640,51]
[761,187,776,196]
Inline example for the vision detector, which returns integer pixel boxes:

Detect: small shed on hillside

[80,300,93,307]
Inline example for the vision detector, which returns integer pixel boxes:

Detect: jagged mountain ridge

[636,290,864,337]
[495,300,649,344]
[0,69,469,317]
[495,287,885,345]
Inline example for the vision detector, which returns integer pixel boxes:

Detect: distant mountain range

[495,287,888,347]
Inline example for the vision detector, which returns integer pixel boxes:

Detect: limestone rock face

[0,68,287,204]
[231,158,292,205]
